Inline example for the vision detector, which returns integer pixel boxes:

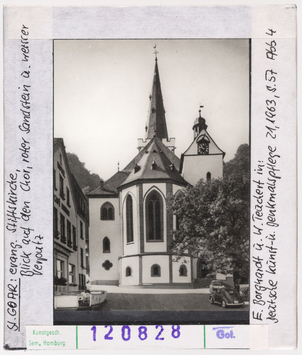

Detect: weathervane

[199,104,204,116]
[153,45,159,59]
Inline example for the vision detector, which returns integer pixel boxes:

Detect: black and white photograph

[53,39,250,324]
[3,4,297,350]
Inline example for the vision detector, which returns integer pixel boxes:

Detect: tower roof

[120,137,186,188]
[193,107,208,132]
[88,136,186,197]
[145,59,168,140]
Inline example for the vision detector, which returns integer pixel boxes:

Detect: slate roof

[120,137,186,188]
[145,58,168,140]
[88,137,186,197]
[88,171,129,197]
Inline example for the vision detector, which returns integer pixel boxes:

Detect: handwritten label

[5,25,48,334]
[251,28,280,325]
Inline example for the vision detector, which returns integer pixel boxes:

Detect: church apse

[88,56,224,288]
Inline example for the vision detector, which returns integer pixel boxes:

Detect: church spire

[145,56,169,140]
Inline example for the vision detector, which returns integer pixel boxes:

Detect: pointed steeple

[146,58,169,140]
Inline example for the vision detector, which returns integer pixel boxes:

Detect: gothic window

[146,190,163,242]
[108,207,114,220]
[101,202,115,220]
[103,237,110,253]
[179,265,187,277]
[126,267,132,277]
[101,207,107,220]
[151,264,161,277]
[126,195,134,243]
[206,172,211,181]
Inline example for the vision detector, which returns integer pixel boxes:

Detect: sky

[54,39,249,181]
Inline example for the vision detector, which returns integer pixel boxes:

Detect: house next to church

[54,138,89,294]
[87,56,225,287]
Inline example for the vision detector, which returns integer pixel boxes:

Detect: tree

[224,143,249,181]
[168,144,249,284]
[67,153,101,193]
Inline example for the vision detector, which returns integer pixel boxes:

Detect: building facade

[88,58,224,287]
[54,138,88,294]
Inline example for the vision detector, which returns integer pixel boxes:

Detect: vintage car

[78,289,107,308]
[209,280,243,308]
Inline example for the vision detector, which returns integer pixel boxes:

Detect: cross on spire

[153,45,159,60]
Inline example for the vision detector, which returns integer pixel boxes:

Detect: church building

[88,56,225,287]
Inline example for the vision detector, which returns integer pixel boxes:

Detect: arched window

[126,267,132,277]
[108,207,113,220]
[101,207,107,220]
[103,237,110,253]
[206,172,211,181]
[151,264,161,277]
[179,265,187,277]
[146,190,163,241]
[101,202,115,220]
[126,195,134,243]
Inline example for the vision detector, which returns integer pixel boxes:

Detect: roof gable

[183,129,225,156]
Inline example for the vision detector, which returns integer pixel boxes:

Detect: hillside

[66,152,101,193]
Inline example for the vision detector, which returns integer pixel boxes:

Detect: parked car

[209,280,243,307]
[209,280,233,293]
[78,289,107,308]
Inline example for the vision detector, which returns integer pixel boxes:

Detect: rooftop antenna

[117,161,120,172]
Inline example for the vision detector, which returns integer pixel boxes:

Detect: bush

[54,276,67,285]
[240,285,249,301]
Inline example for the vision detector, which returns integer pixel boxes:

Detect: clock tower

[181,108,225,186]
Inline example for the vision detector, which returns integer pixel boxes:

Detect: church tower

[138,57,176,153]
[88,55,196,288]
[181,107,225,186]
